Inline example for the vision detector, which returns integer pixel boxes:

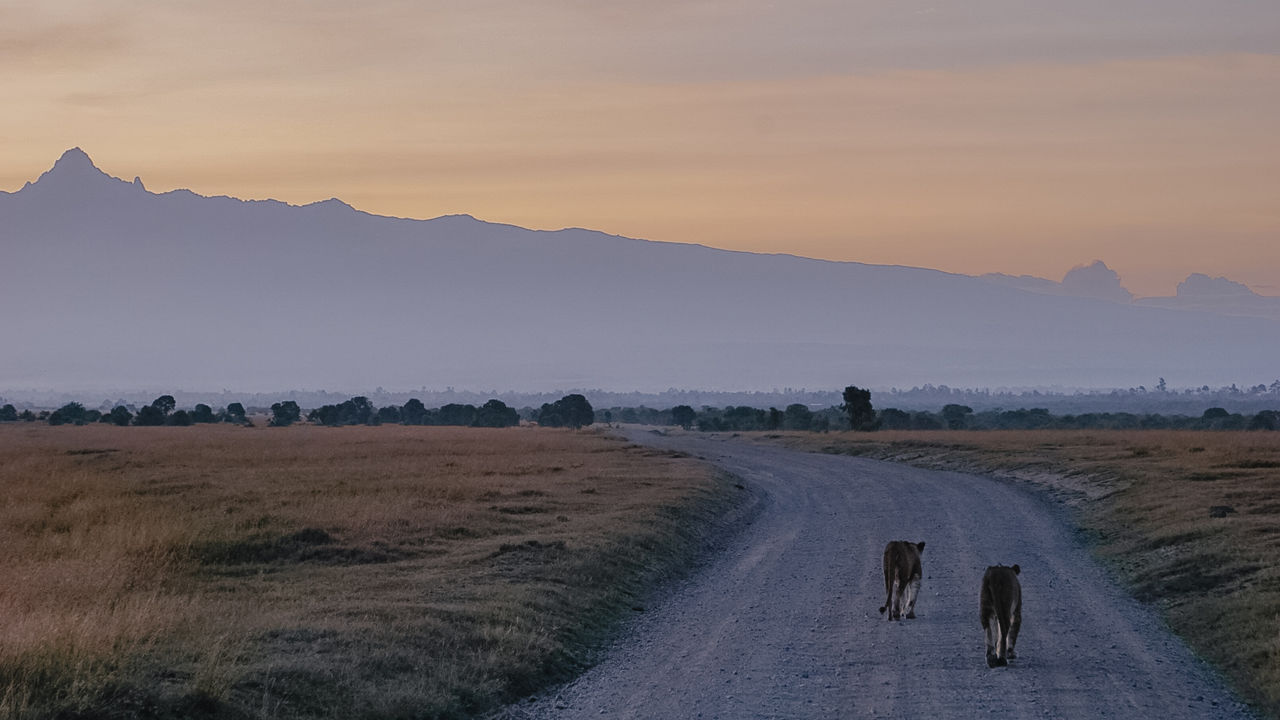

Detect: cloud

[0,9,130,71]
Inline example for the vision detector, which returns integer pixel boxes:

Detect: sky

[3,0,1279,297]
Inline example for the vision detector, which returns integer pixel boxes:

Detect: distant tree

[1202,407,1230,420]
[375,405,401,425]
[563,394,594,429]
[133,405,167,426]
[539,394,594,429]
[191,403,216,423]
[305,397,376,426]
[224,402,247,424]
[783,403,813,431]
[878,408,912,431]
[1219,414,1247,430]
[151,395,176,417]
[308,405,338,426]
[49,402,87,426]
[401,398,428,425]
[671,405,697,430]
[108,406,133,426]
[536,401,560,427]
[345,397,375,425]
[840,386,876,431]
[474,399,519,428]
[438,403,478,426]
[270,401,302,427]
[1248,411,1278,431]
[0,404,17,422]
[167,409,192,426]
[18,410,36,422]
[911,413,943,430]
[941,404,974,430]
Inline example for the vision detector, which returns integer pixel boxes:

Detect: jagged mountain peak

[45,147,105,177]
[24,147,129,195]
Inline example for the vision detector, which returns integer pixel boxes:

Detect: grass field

[764,429,1280,718]
[0,424,744,720]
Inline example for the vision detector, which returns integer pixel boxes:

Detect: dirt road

[506,431,1255,719]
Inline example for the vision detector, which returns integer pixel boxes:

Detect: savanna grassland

[766,429,1280,717]
[0,424,744,720]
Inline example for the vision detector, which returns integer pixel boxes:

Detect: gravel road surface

[505,431,1254,719]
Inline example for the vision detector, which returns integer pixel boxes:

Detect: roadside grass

[763,429,1280,718]
[0,424,743,719]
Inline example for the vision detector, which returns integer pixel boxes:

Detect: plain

[0,424,740,719]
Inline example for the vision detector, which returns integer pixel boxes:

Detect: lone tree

[671,405,696,430]
[474,399,519,428]
[151,395,176,417]
[783,403,813,431]
[269,401,302,427]
[108,405,133,426]
[941,404,974,430]
[401,398,428,425]
[840,385,876,431]
[438,403,478,427]
[224,403,247,424]
[48,402,87,426]
[1248,410,1278,431]
[539,394,594,429]
[134,405,167,426]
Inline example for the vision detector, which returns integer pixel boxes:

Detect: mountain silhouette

[3,149,1279,392]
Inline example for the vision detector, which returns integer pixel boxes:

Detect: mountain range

[3,148,1278,394]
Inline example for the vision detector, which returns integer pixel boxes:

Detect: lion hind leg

[985,611,1005,668]
[904,577,921,619]
[1006,601,1021,659]
[888,576,902,620]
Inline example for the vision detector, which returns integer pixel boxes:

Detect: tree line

[0,396,250,427]
[603,385,1279,432]
[2,393,595,430]
[7,385,1276,432]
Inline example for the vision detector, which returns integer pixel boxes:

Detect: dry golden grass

[0,424,741,719]
[766,429,1280,718]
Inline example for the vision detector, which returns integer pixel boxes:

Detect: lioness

[878,540,925,621]
[980,564,1022,667]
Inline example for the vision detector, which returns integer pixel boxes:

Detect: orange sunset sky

[3,1,1278,297]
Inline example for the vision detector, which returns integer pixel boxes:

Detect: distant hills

[3,148,1279,394]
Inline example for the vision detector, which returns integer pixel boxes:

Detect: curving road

[506,431,1255,719]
